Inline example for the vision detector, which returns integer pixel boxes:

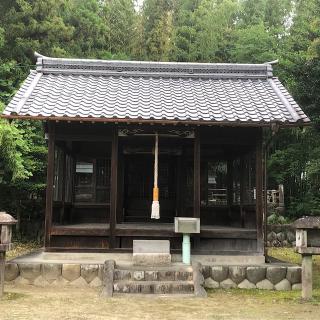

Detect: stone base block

[133,253,171,266]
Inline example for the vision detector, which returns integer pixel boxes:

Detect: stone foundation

[267,224,296,247]
[5,261,302,291]
[5,262,103,288]
[202,265,301,291]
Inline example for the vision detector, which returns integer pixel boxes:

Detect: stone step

[113,280,195,294]
[113,293,196,298]
[115,263,193,272]
[114,269,193,281]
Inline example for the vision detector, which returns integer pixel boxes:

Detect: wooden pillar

[44,121,55,249]
[255,130,264,255]
[263,140,268,254]
[59,150,66,224]
[239,157,246,228]
[116,151,124,224]
[193,129,201,249]
[193,129,200,218]
[227,159,233,206]
[110,127,118,249]
[176,154,182,217]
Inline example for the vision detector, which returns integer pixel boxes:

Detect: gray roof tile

[2,55,310,125]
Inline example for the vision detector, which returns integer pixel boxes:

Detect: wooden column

[110,127,118,249]
[263,140,268,254]
[227,159,233,223]
[255,130,264,255]
[44,121,55,249]
[239,157,246,228]
[59,150,66,224]
[193,129,201,218]
[176,154,182,217]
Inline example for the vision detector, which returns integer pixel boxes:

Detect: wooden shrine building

[2,54,310,257]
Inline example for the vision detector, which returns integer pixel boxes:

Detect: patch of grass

[268,247,302,264]
[208,287,320,305]
[6,240,41,260]
[1,292,25,301]
[268,247,320,290]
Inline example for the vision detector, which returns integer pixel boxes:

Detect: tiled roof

[2,54,310,126]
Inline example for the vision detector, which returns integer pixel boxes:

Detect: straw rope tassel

[151,133,160,219]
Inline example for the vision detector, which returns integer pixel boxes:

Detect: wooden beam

[51,226,110,237]
[193,129,201,218]
[44,121,55,248]
[255,130,264,255]
[109,127,118,248]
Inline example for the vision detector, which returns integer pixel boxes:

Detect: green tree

[0,0,74,62]
[139,0,174,60]
[230,23,277,63]
[103,0,136,56]
[63,0,108,58]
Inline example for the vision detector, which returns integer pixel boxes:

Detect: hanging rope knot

[151,132,160,219]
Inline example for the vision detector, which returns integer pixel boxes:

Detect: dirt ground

[1,285,319,320]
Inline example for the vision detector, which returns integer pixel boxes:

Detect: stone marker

[133,240,171,266]
[294,216,320,300]
[100,260,115,297]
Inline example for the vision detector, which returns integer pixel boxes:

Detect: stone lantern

[0,212,17,297]
[294,216,320,300]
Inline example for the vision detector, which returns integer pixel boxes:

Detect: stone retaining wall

[267,224,296,247]
[202,265,301,291]
[5,262,302,292]
[5,262,103,287]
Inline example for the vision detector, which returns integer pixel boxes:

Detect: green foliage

[139,0,174,60]
[267,213,289,225]
[0,107,30,181]
[103,0,136,56]
[230,23,277,63]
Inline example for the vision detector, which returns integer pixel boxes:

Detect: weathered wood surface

[44,121,55,248]
[109,127,118,248]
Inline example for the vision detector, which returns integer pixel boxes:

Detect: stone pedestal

[133,240,171,266]
[302,255,312,300]
[0,252,5,297]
